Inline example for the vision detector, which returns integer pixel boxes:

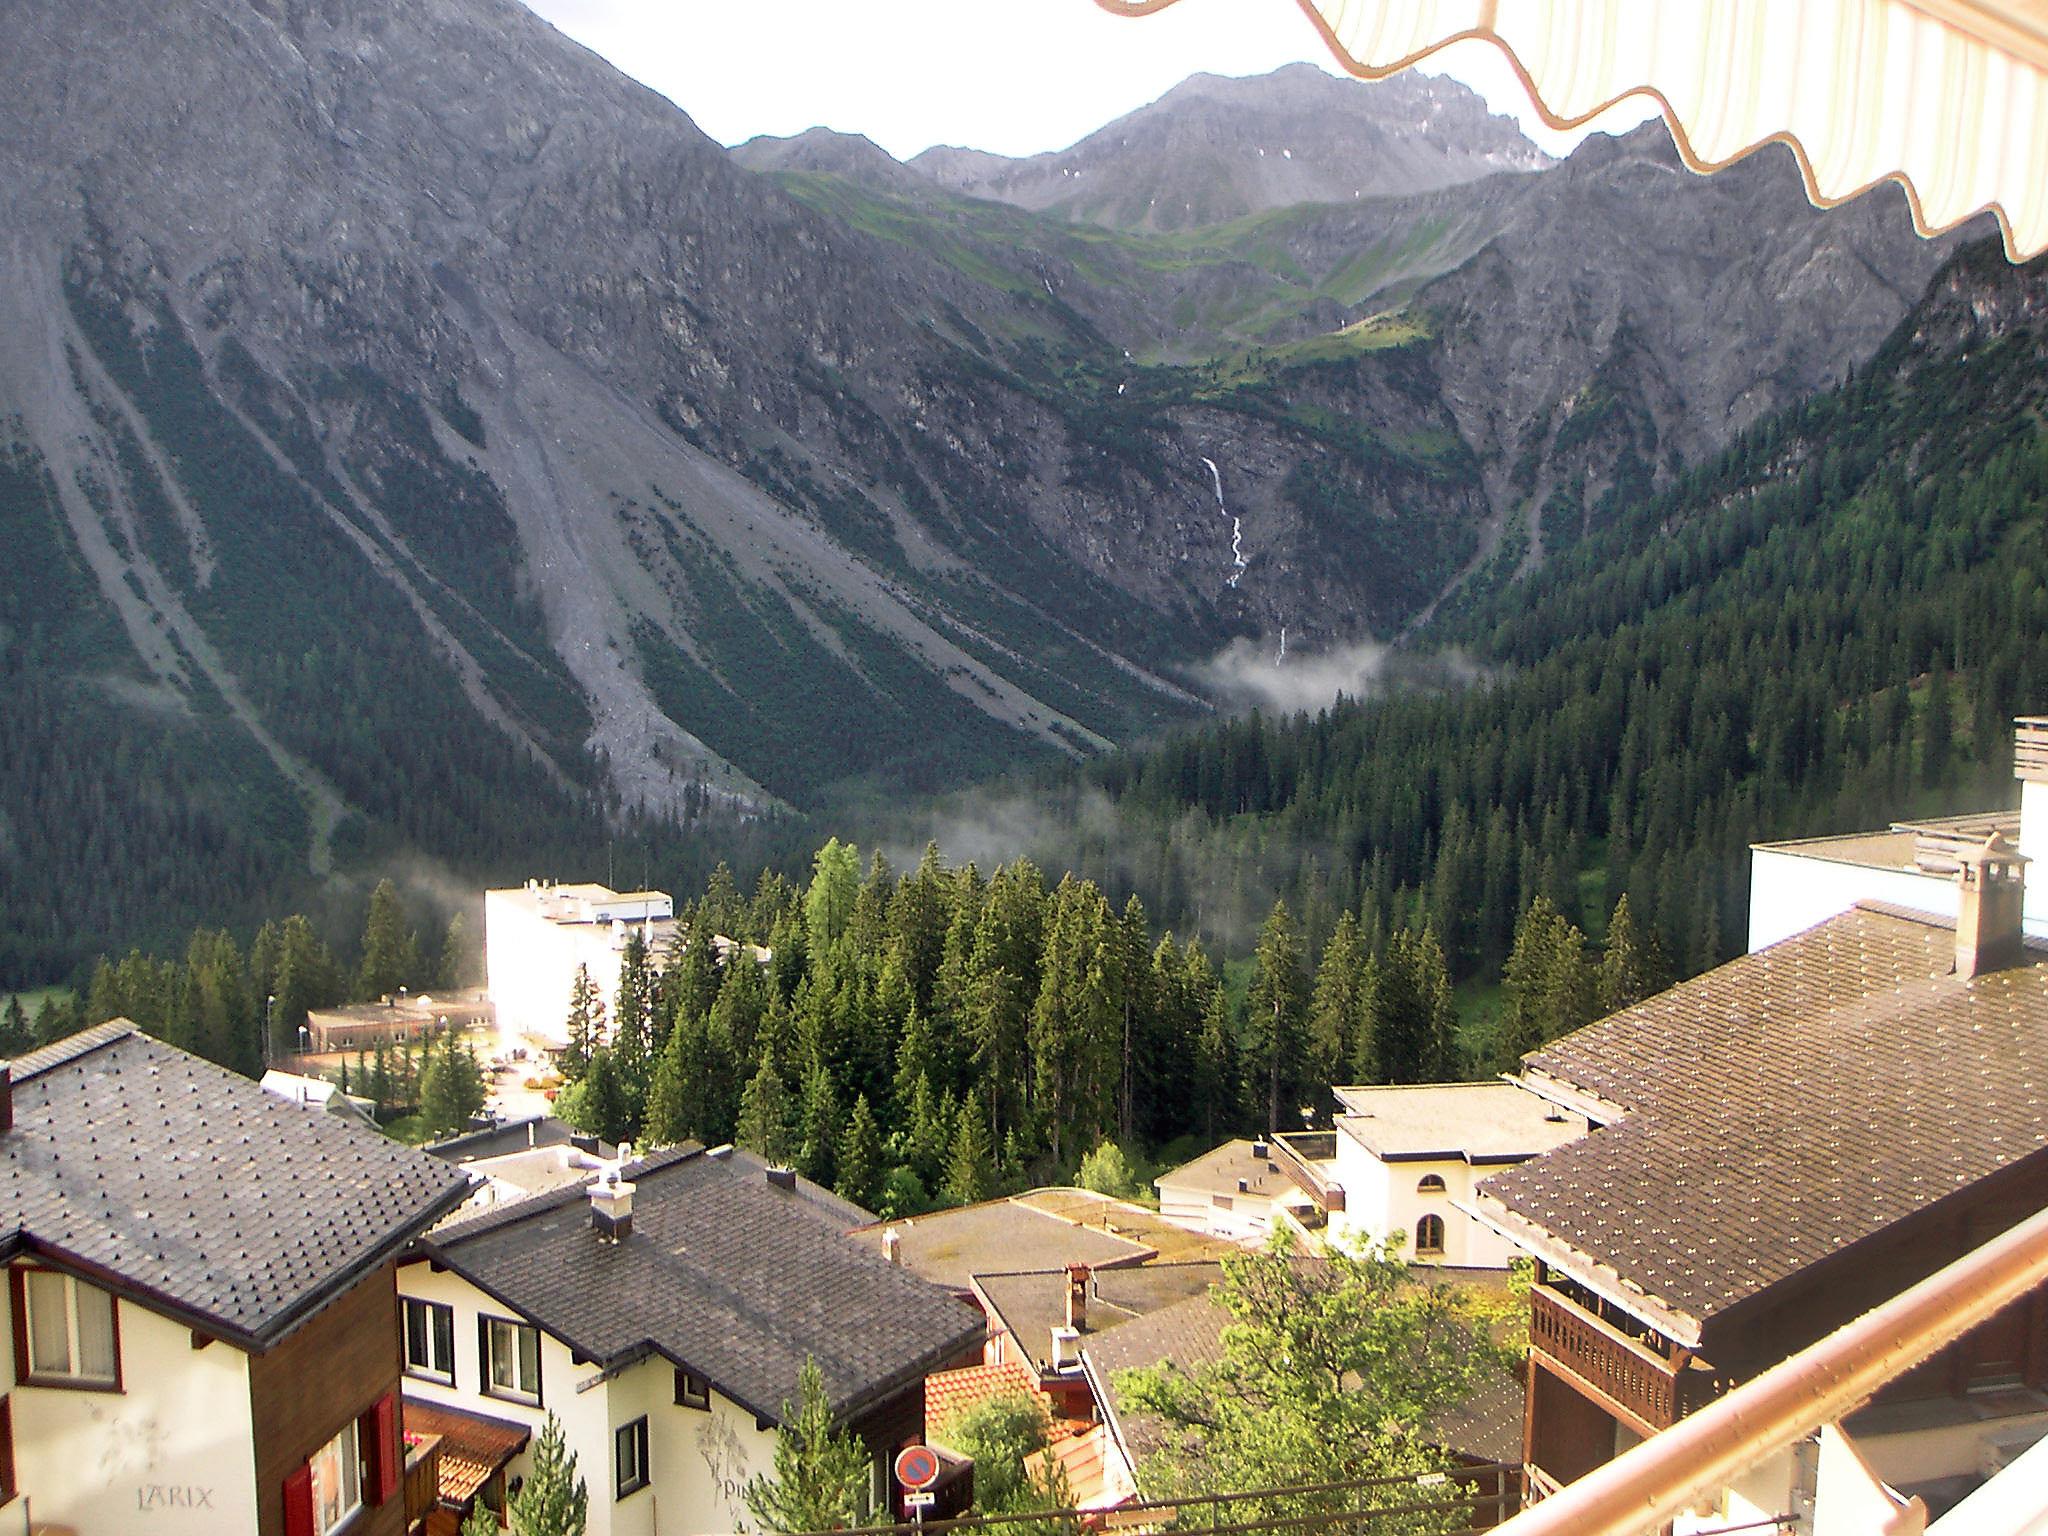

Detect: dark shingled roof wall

[1481,905,2048,1334]
[1,1022,473,1346]
[421,1145,986,1422]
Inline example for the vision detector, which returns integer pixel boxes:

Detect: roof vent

[1956,832,2030,979]
[1237,1178,1250,1193]
[590,1169,635,1243]
[1250,1140,1269,1159]
[882,1228,902,1264]
[1050,1326,1081,1371]
[765,1166,797,1191]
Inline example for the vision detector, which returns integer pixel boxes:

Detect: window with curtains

[481,1316,541,1402]
[308,1419,361,1536]
[19,1270,118,1387]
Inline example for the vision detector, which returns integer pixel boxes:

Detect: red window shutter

[282,1462,315,1536]
[373,1392,401,1504]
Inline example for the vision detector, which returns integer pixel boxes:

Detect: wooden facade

[1524,1153,2048,1494]
[249,1260,409,1536]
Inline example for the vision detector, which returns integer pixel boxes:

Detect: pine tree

[804,839,862,958]
[1498,898,1595,1069]
[1305,912,1369,1101]
[942,1098,996,1206]
[439,911,472,989]
[422,1034,488,1136]
[461,1501,501,1536]
[612,933,656,1128]
[735,1049,797,1166]
[836,1095,883,1211]
[742,1358,871,1535]
[508,1414,588,1536]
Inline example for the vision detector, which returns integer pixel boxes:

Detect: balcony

[2018,718,2048,784]
[1529,1285,1724,1432]
[1271,1131,1346,1213]
[404,1431,443,1532]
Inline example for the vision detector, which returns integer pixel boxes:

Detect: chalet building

[1746,715,2048,950]
[398,1143,985,1534]
[1326,1083,1587,1268]
[1474,831,2048,1522]
[0,1020,471,1536]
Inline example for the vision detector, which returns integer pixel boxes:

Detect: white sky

[517,0,1659,162]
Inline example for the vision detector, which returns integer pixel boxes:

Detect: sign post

[895,1444,941,1530]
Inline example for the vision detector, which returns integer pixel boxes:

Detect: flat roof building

[484,881,678,1046]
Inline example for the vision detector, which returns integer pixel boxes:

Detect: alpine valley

[0,0,1987,981]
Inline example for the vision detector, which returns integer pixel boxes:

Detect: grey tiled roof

[974,1261,1224,1372]
[421,1146,985,1422]
[1479,904,2048,1336]
[1,1023,473,1345]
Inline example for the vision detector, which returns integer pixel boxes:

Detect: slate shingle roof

[420,1145,986,1422]
[1,1022,473,1346]
[1478,903,2048,1342]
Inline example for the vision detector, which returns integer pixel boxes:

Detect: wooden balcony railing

[1530,1286,1723,1431]
[1271,1132,1346,1213]
[2017,717,2048,783]
[404,1431,443,1531]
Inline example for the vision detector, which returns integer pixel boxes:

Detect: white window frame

[482,1316,541,1403]
[309,1418,363,1536]
[403,1297,455,1381]
[20,1270,118,1387]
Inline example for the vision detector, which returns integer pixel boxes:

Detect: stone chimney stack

[0,1064,13,1134]
[591,1168,635,1243]
[882,1228,902,1265]
[1065,1264,1090,1331]
[1956,832,2030,979]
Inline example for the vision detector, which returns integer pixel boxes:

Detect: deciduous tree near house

[1114,1234,1521,1522]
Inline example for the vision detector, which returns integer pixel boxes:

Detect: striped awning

[1095,0,2048,260]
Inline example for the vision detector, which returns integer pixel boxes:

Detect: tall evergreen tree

[358,879,424,1000]
[1245,900,1309,1132]
[508,1414,588,1536]
[561,964,604,1083]
[942,1097,997,1206]
[836,1095,883,1212]
[742,1358,871,1535]
[735,1048,798,1167]
[1596,894,1668,1014]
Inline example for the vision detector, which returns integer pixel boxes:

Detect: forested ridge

[1060,238,2048,988]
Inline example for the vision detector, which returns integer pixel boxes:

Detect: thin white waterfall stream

[1200,456,1248,589]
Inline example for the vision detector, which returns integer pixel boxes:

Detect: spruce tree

[798,1063,839,1188]
[1245,899,1309,1132]
[1596,895,1668,1014]
[0,996,31,1055]
[358,879,422,1000]
[508,1414,588,1536]
[1305,912,1369,1101]
[561,965,603,1083]
[742,1358,870,1535]
[567,1050,634,1147]
[942,1098,996,1206]
[836,1095,882,1211]
[735,1049,797,1166]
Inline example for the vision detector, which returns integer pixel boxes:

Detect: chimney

[1065,1265,1090,1331]
[765,1166,797,1191]
[1050,1326,1081,1371]
[1251,1140,1269,1159]
[590,1169,635,1243]
[1956,832,2030,979]
[882,1228,902,1265]
[0,1064,13,1133]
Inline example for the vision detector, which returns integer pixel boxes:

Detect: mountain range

[0,0,1990,980]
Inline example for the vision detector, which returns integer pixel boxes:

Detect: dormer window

[15,1269,119,1389]
[1417,1174,1448,1195]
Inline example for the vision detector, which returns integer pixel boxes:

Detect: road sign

[895,1444,941,1492]
[904,1492,936,1510]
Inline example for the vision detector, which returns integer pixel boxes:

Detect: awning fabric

[1095,0,2048,260]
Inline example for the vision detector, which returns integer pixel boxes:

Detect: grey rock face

[0,0,1984,860]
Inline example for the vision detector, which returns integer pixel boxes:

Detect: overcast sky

[517,0,1659,162]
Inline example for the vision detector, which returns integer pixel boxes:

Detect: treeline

[548,839,1663,1216]
[1070,243,2048,989]
[59,880,464,1079]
